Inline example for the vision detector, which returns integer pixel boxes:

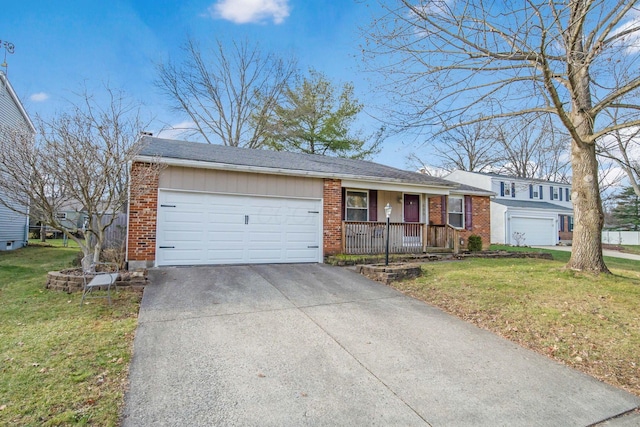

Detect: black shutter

[539,185,543,200]
[341,187,346,221]
[440,195,447,224]
[511,182,516,198]
[550,186,554,199]
[464,195,472,230]
[369,190,378,222]
[559,188,563,201]
[529,184,533,199]
[500,182,505,197]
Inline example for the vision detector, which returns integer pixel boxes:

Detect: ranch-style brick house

[126,136,493,269]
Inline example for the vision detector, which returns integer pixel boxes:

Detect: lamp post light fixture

[384,203,392,266]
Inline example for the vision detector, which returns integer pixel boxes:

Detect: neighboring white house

[0,72,35,250]
[446,170,574,246]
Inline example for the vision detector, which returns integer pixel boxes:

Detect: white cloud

[209,0,290,24]
[29,92,49,102]
[610,10,640,55]
[156,121,196,140]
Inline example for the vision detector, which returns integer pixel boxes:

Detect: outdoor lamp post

[384,203,392,266]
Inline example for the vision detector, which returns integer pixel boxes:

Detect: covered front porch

[339,183,461,255]
[342,221,460,254]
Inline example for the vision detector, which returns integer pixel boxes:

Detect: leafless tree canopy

[156,38,297,148]
[493,117,572,182]
[364,0,640,273]
[409,117,571,180]
[0,86,159,263]
[432,121,500,173]
[597,110,640,197]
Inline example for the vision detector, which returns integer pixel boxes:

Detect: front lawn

[0,243,141,426]
[392,252,640,397]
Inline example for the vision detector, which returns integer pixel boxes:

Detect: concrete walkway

[122,264,640,426]
[532,246,640,261]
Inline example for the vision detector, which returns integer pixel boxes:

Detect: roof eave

[134,154,458,190]
[0,72,36,133]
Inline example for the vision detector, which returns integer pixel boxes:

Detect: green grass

[621,245,640,255]
[0,244,141,426]
[392,253,640,397]
[490,244,640,270]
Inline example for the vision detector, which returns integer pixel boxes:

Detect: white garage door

[156,190,321,266]
[510,216,556,246]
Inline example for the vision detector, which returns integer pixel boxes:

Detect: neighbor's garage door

[510,216,556,246]
[156,190,321,266]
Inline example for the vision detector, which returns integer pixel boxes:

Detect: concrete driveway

[122,264,640,426]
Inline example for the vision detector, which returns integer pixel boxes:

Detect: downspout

[24,200,30,246]
[124,160,131,270]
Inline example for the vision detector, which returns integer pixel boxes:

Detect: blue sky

[1,0,414,168]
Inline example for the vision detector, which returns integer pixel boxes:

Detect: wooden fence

[89,213,128,250]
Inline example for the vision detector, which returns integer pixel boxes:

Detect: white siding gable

[0,72,34,250]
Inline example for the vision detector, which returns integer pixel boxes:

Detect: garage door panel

[286,233,317,243]
[157,190,320,266]
[285,249,318,260]
[510,217,555,246]
[161,250,205,264]
[250,233,283,243]
[164,230,203,241]
[206,249,246,261]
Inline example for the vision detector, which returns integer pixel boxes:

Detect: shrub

[468,235,483,252]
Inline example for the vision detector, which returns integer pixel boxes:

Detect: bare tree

[156,38,297,148]
[364,0,640,273]
[597,115,640,197]
[493,116,572,182]
[428,120,500,172]
[0,86,159,265]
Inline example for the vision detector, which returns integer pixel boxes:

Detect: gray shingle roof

[138,136,463,187]
[493,199,573,212]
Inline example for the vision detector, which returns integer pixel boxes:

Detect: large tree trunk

[566,118,609,273]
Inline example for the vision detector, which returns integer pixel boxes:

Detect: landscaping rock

[46,269,149,293]
[356,263,423,285]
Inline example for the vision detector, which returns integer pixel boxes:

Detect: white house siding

[0,73,33,250]
[490,202,507,244]
[446,171,493,191]
[0,192,28,250]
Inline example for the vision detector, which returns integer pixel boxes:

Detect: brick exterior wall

[558,215,574,242]
[428,196,444,225]
[323,179,342,256]
[127,162,159,267]
[428,195,491,250]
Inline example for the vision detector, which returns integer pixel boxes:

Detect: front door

[404,194,420,222]
[403,194,421,246]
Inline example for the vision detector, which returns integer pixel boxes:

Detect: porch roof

[136,136,459,189]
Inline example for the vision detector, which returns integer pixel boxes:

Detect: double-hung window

[345,190,368,221]
[448,196,464,228]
